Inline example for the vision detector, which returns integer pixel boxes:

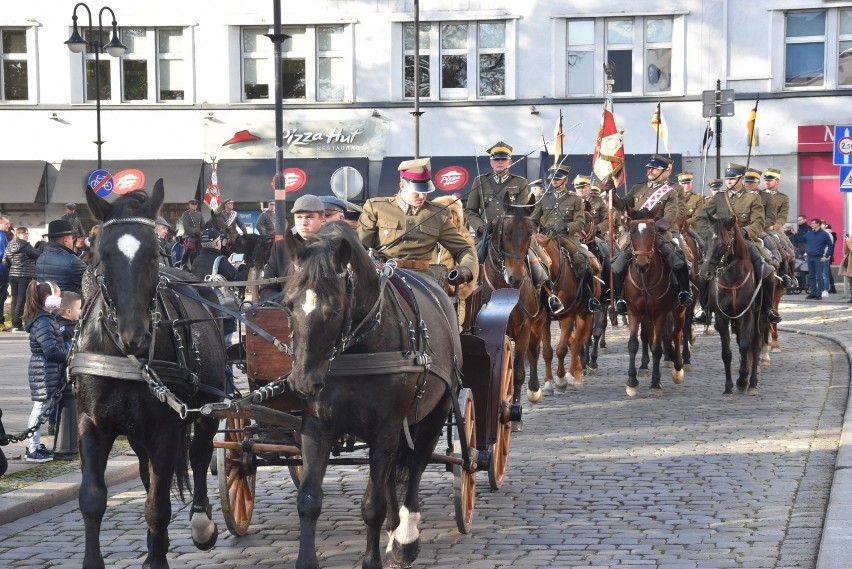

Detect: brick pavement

[0,295,850,568]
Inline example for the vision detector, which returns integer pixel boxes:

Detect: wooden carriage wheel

[217,416,256,536]
[488,337,514,491]
[453,388,477,534]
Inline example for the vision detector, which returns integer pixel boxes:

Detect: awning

[52,160,204,204]
[0,161,49,203]
[214,158,370,203]
[376,154,683,199]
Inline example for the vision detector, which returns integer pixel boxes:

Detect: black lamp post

[65,2,127,169]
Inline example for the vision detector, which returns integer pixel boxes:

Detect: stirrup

[678,291,693,307]
[614,299,628,315]
[694,311,709,325]
[766,310,782,324]
[548,295,566,315]
[587,297,603,313]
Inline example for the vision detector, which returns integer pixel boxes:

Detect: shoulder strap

[212,255,223,276]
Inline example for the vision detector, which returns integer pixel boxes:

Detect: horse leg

[188,416,218,551]
[670,313,686,384]
[526,319,544,402]
[716,315,734,395]
[554,318,573,389]
[749,319,765,396]
[385,402,449,567]
[361,436,398,569]
[570,315,594,383]
[296,418,335,569]
[649,319,665,393]
[639,323,650,377]
[682,310,693,371]
[736,317,753,393]
[541,321,555,396]
[512,328,530,410]
[626,319,640,397]
[79,415,115,569]
[142,433,181,569]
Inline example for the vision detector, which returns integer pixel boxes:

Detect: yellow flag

[746,106,758,149]
[650,105,670,155]
[554,111,565,163]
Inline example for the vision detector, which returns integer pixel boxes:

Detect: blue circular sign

[88,169,114,197]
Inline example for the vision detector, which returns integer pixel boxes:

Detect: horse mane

[630,208,653,221]
[104,190,154,221]
[716,217,750,261]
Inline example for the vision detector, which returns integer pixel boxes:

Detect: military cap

[320,195,347,213]
[590,183,603,195]
[645,154,673,170]
[188,198,199,205]
[398,157,435,193]
[573,175,591,186]
[546,163,572,180]
[65,202,77,209]
[708,179,724,190]
[724,163,747,179]
[743,168,762,182]
[487,141,512,159]
[343,209,361,221]
[763,168,781,181]
[677,172,694,183]
[529,178,545,189]
[222,198,234,206]
[292,194,326,213]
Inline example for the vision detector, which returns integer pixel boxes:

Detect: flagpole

[604,65,616,322]
[745,94,760,171]
[700,120,711,198]
[654,101,661,156]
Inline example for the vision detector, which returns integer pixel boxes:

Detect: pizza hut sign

[271,168,308,192]
[112,169,146,195]
[434,165,469,192]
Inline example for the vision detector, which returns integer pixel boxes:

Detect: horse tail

[172,424,192,501]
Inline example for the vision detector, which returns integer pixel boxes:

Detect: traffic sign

[833,125,852,165]
[840,166,852,192]
[701,88,735,118]
[88,169,114,197]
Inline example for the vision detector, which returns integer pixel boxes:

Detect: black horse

[698,217,767,395]
[73,180,228,569]
[282,221,460,569]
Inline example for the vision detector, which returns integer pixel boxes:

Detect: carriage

[202,260,519,537]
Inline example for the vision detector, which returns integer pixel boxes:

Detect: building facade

[0,1,849,255]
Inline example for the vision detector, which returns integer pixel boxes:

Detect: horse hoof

[638,369,649,377]
[527,388,542,404]
[747,387,759,396]
[587,367,598,376]
[386,538,422,568]
[650,386,663,396]
[771,346,782,353]
[193,526,218,551]
[683,363,693,372]
[760,357,771,366]
[511,420,523,432]
[737,383,748,393]
[554,376,570,390]
[626,385,638,397]
[672,368,685,384]
[663,360,673,368]
[541,381,554,396]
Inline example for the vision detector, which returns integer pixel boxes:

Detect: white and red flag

[204,160,221,210]
[592,98,625,187]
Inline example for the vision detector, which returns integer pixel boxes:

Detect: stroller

[789,251,809,295]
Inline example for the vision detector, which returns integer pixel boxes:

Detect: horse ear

[334,235,352,268]
[149,178,165,217]
[86,185,112,221]
[284,230,305,262]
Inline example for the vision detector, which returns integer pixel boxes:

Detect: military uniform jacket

[615,181,680,228]
[764,190,790,231]
[61,213,86,239]
[684,192,704,219]
[256,210,276,235]
[359,197,478,275]
[758,191,777,232]
[464,173,529,232]
[670,183,687,226]
[217,210,248,237]
[531,190,585,234]
[586,194,609,234]
[694,189,765,242]
[181,209,204,237]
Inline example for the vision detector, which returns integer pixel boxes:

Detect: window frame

[783,10,827,89]
[0,27,32,103]
[778,8,852,92]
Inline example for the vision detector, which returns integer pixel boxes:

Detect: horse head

[284,222,372,398]
[87,179,165,355]
[628,208,657,274]
[698,215,739,281]
[494,194,534,287]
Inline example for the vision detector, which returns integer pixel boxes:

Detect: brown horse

[623,213,688,396]
[538,222,600,391]
[698,217,767,395]
[481,204,549,411]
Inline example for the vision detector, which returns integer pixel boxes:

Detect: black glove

[605,178,616,192]
[476,225,485,236]
[552,223,568,233]
[448,266,474,285]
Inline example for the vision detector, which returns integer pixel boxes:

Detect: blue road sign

[841,166,852,192]
[88,169,114,197]
[833,125,852,165]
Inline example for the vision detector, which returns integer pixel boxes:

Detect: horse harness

[482,215,543,318]
[701,230,763,319]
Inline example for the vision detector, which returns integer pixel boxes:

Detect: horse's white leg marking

[388,506,421,546]
[191,511,216,544]
[301,289,317,315]
[117,234,141,263]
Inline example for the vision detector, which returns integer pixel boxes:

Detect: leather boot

[613,272,627,315]
[584,272,602,313]
[694,280,711,325]
[676,266,693,307]
[763,277,782,323]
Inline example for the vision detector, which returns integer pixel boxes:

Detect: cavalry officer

[256,201,276,235]
[529,178,546,199]
[609,155,693,315]
[763,168,798,280]
[216,199,248,243]
[746,167,791,288]
[531,164,602,314]
[465,141,529,239]
[693,163,782,324]
[359,157,477,289]
[577,176,612,295]
[677,171,706,256]
[180,198,204,257]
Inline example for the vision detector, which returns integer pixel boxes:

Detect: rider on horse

[180,198,203,261]
[215,199,247,243]
[464,141,564,314]
[760,168,798,288]
[743,167,795,289]
[359,157,477,288]
[610,154,694,315]
[574,175,612,281]
[676,172,706,256]
[693,163,782,324]
[530,164,603,314]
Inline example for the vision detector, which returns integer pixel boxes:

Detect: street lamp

[65,3,127,169]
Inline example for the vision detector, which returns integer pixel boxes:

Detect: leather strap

[392,258,432,270]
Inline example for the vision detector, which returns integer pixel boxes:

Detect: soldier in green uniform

[693,163,781,324]
[609,155,693,315]
[531,164,602,313]
[359,157,477,288]
[690,179,722,324]
[678,172,706,254]
[763,168,798,287]
[745,167,792,288]
[465,142,563,314]
[575,175,612,294]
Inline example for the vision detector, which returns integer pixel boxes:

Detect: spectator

[61,203,86,240]
[793,214,809,255]
[3,226,40,331]
[155,217,174,267]
[803,218,834,300]
[260,194,325,301]
[53,291,82,443]
[190,229,248,344]
[256,201,276,235]
[0,214,10,329]
[35,220,87,296]
[23,280,68,463]
[842,234,852,302]
[823,221,838,294]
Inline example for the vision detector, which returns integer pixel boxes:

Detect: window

[1,29,28,101]
[241,25,352,102]
[839,9,852,86]
[81,27,188,103]
[785,11,826,87]
[562,16,678,96]
[401,20,509,101]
